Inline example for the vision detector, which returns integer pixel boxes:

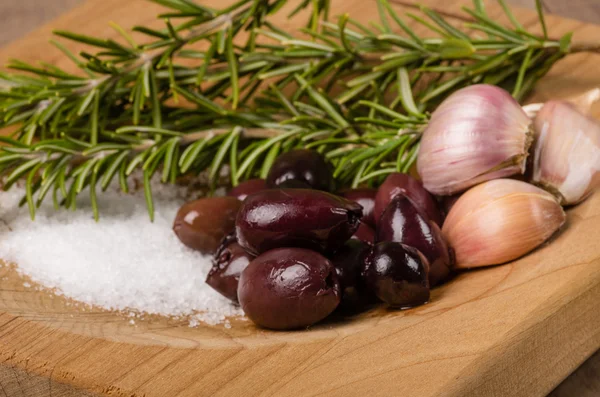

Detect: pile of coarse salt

[0,177,243,326]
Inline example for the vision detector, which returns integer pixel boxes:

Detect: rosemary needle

[0,0,591,219]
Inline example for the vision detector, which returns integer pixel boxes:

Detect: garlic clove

[523,88,600,119]
[417,84,532,196]
[442,179,566,269]
[531,101,600,205]
[569,88,600,115]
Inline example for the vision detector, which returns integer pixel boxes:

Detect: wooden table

[0,1,598,396]
[4,0,599,47]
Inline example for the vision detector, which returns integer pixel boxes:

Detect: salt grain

[0,177,243,326]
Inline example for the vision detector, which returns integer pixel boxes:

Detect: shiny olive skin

[238,248,341,330]
[206,235,254,302]
[339,188,377,227]
[363,242,430,308]
[173,197,241,254]
[236,189,362,255]
[228,179,266,201]
[376,196,452,286]
[374,173,443,226]
[330,239,372,306]
[266,149,333,191]
[351,221,375,245]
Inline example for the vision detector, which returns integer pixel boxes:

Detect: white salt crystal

[0,177,243,326]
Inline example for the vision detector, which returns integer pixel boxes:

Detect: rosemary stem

[74,6,253,97]
[1,0,592,219]
[181,128,283,143]
[570,42,600,54]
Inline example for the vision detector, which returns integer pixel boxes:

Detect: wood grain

[2,1,600,49]
[0,1,599,396]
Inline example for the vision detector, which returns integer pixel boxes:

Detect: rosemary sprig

[0,0,594,220]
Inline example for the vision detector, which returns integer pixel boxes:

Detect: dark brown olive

[238,248,341,330]
[206,235,254,302]
[173,197,241,254]
[266,149,333,191]
[363,242,430,308]
[374,173,442,226]
[330,239,372,306]
[228,179,266,201]
[276,179,313,189]
[351,221,375,245]
[339,188,377,227]
[439,193,461,218]
[376,196,452,286]
[236,189,362,255]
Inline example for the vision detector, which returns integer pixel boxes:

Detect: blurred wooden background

[2,0,600,47]
[0,0,598,396]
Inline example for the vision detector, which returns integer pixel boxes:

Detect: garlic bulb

[417,84,532,196]
[531,101,600,205]
[442,179,566,269]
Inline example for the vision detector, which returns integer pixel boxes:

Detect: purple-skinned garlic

[417,84,532,196]
[531,101,600,205]
[442,179,566,268]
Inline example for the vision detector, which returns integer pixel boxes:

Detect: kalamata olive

[351,221,375,245]
[439,193,461,218]
[330,239,372,306]
[228,179,266,201]
[236,189,362,255]
[173,197,241,254]
[363,242,430,308]
[339,188,377,227]
[374,173,442,226]
[277,179,313,189]
[376,196,452,286]
[206,235,254,302]
[266,149,333,191]
[238,248,341,330]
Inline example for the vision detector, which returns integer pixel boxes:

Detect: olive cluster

[173,150,453,330]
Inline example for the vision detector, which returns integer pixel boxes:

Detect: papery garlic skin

[523,88,600,119]
[442,179,566,268]
[532,101,600,205]
[417,84,532,196]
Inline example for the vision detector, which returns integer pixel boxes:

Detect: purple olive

[228,179,267,201]
[363,242,430,308]
[351,221,375,245]
[206,235,254,302]
[439,193,461,218]
[266,149,333,191]
[330,239,372,306]
[376,196,452,286]
[277,179,313,189]
[238,248,341,330]
[173,197,241,254]
[374,173,442,226]
[339,188,377,227]
[236,189,362,255]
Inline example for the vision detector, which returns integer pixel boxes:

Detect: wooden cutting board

[0,1,599,396]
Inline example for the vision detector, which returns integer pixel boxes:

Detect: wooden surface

[0,0,599,396]
[3,0,600,47]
